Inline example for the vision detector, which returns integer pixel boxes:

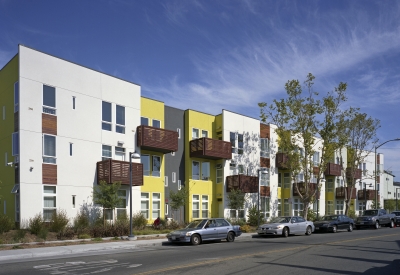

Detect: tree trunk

[302,202,310,220]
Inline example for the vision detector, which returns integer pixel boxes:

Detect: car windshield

[275,217,291,223]
[186,220,207,229]
[363,210,378,216]
[322,215,338,221]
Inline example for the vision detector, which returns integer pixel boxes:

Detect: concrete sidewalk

[0,233,254,262]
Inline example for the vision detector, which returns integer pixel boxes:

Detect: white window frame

[43,185,56,221]
[313,152,320,166]
[152,193,161,219]
[260,170,270,186]
[293,198,303,216]
[101,101,112,131]
[116,105,125,134]
[178,180,182,190]
[283,198,290,216]
[260,138,270,158]
[43,134,56,164]
[177,128,181,139]
[12,132,19,156]
[165,203,169,216]
[230,132,237,153]
[116,190,127,218]
[192,128,199,140]
[238,134,244,155]
[261,196,270,218]
[238,164,244,175]
[326,201,334,215]
[43,84,56,115]
[201,130,208,138]
[141,155,150,176]
[201,162,210,180]
[201,195,208,218]
[326,178,334,192]
[216,168,223,184]
[102,144,112,161]
[283,172,291,189]
[278,199,281,216]
[192,195,200,218]
[172,172,176,183]
[14,82,19,113]
[335,200,344,214]
[141,192,149,219]
[115,146,125,161]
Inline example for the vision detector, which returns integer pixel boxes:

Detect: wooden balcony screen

[42,113,57,135]
[358,190,377,201]
[226,175,259,193]
[276,152,289,169]
[97,159,143,186]
[260,124,270,139]
[292,182,317,196]
[43,164,57,184]
[137,125,178,153]
[190,138,231,160]
[260,186,270,197]
[260,157,270,168]
[335,187,356,199]
[346,168,362,179]
[324,163,341,176]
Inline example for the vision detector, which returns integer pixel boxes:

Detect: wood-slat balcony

[190,137,231,160]
[226,175,258,193]
[358,189,377,200]
[276,152,289,169]
[346,167,362,180]
[336,187,356,199]
[137,125,178,153]
[293,182,318,196]
[324,163,341,176]
[97,159,143,186]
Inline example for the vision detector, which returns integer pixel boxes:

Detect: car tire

[374,221,380,229]
[348,224,353,232]
[389,220,394,228]
[226,232,235,242]
[282,227,289,238]
[332,225,337,233]
[305,226,312,235]
[190,234,201,245]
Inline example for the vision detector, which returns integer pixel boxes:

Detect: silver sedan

[257,216,314,237]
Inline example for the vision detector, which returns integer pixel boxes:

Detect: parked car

[355,209,396,229]
[391,211,400,226]
[314,215,354,233]
[166,218,242,245]
[257,216,314,237]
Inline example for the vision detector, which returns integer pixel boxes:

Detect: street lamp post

[375,138,400,209]
[129,151,141,239]
[257,168,269,228]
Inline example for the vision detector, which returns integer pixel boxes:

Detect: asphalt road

[1,227,399,275]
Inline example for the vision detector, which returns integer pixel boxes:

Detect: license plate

[172,236,176,240]
[315,227,319,230]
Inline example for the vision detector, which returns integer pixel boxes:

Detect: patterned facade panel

[226,175,258,193]
[42,113,57,135]
[260,157,270,168]
[260,186,270,197]
[324,163,341,176]
[42,164,57,184]
[97,159,143,186]
[346,167,362,179]
[137,125,178,153]
[260,124,270,139]
[292,182,317,196]
[335,187,356,199]
[190,137,231,160]
[276,152,289,169]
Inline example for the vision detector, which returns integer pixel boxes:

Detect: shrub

[89,225,104,238]
[348,209,357,219]
[114,219,129,236]
[50,209,70,238]
[92,237,103,242]
[307,208,318,222]
[28,213,45,235]
[78,234,91,239]
[166,219,180,230]
[247,205,262,226]
[36,228,48,242]
[13,229,27,243]
[0,214,14,234]
[73,210,90,234]
[240,224,251,233]
[131,212,148,230]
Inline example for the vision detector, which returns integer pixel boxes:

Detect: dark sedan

[391,211,400,226]
[314,215,354,233]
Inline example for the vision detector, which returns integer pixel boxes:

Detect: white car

[257,216,314,237]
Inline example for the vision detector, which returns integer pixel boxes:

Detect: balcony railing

[358,189,377,201]
[137,125,178,153]
[190,137,231,160]
[97,159,143,186]
[346,167,362,180]
[260,157,270,168]
[293,182,317,196]
[324,163,341,176]
[336,187,356,199]
[226,175,259,193]
[276,152,289,169]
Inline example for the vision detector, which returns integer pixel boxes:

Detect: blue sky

[1,0,400,178]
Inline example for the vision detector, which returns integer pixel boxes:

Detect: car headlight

[185,232,193,237]
[273,225,284,229]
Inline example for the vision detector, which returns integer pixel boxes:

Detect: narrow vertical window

[238,134,243,154]
[140,193,149,219]
[115,147,125,161]
[69,143,73,156]
[152,193,161,219]
[201,130,208,138]
[152,119,161,128]
[165,203,169,215]
[43,186,56,221]
[164,176,168,187]
[14,82,19,113]
[201,195,208,218]
[43,85,56,115]
[230,132,236,153]
[192,195,200,218]
[12,132,19,156]
[72,96,76,109]
[141,117,149,126]
[201,162,210,180]
[141,155,150,176]
[101,145,112,160]
[172,172,176,183]
[192,161,200,180]
[152,156,161,177]
[101,101,112,131]
[116,105,125,134]
[178,180,181,190]
[192,128,199,140]
[177,128,181,139]
[2,106,5,120]
[72,195,76,208]
[43,135,56,164]
[117,190,127,218]
[216,168,223,183]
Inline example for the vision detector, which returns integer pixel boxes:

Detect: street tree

[169,185,189,223]
[259,73,349,219]
[92,180,122,225]
[227,188,246,220]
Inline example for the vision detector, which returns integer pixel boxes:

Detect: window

[14,82,19,112]
[201,162,210,180]
[178,180,182,190]
[115,147,125,161]
[335,200,344,214]
[116,190,127,218]
[260,171,270,186]
[216,168,223,184]
[165,203,169,215]
[43,135,56,164]
[326,178,334,192]
[283,172,291,189]
[337,178,343,187]
[230,132,236,153]
[152,193,161,219]
[72,195,76,208]
[69,143,73,156]
[12,132,19,156]
[177,128,181,139]
[102,101,112,131]
[192,161,200,180]
[261,197,270,218]
[2,106,5,120]
[192,195,200,218]
[4,152,7,166]
[238,165,244,174]
[164,176,168,187]
[313,152,320,166]
[260,138,269,158]
[141,193,149,219]
[293,198,303,216]
[297,173,304,182]
[202,195,208,218]
[238,134,243,154]
[230,209,244,219]
[278,173,282,187]
[326,201,334,215]
[152,156,161,177]
[202,130,208,138]
[72,96,76,109]
[278,199,281,216]
[43,186,56,221]
[43,85,56,115]
[172,172,176,183]
[362,163,367,176]
[141,155,150,176]
[141,117,149,126]
[358,202,366,212]
[152,119,161,128]
[116,105,125,134]
[192,128,199,140]
[102,145,112,161]
[283,199,289,216]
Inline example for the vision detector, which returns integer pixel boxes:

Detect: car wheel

[226,232,235,242]
[282,227,289,238]
[389,220,394,228]
[356,225,360,230]
[305,226,312,235]
[348,224,353,232]
[332,225,337,233]
[374,221,380,229]
[190,234,201,245]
